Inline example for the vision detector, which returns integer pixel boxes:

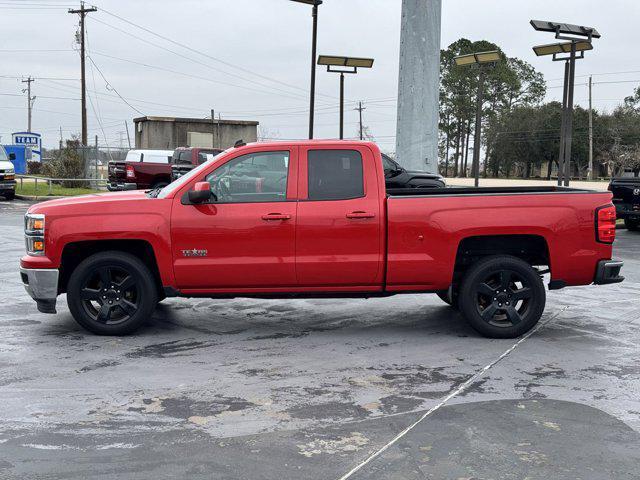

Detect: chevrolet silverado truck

[608,174,640,231]
[20,141,623,338]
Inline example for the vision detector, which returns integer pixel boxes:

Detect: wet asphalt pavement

[0,198,639,479]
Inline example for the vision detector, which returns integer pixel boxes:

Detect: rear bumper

[19,267,59,313]
[107,182,137,191]
[594,259,624,285]
[613,202,640,219]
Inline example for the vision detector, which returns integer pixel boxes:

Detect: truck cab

[170,147,224,182]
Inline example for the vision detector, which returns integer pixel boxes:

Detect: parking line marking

[336,307,567,480]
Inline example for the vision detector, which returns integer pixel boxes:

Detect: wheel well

[453,235,550,281]
[59,240,163,295]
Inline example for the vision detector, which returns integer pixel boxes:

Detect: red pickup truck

[20,141,623,338]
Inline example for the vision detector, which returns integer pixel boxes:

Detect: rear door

[295,146,383,288]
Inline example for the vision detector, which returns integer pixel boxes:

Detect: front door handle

[262,213,291,221]
[346,211,375,219]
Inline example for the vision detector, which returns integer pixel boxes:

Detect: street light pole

[318,55,374,141]
[308,2,319,139]
[562,41,577,187]
[339,72,345,139]
[557,59,570,186]
[472,67,485,187]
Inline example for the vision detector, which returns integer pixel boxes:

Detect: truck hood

[28,190,149,214]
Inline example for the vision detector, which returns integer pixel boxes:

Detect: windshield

[0,146,8,161]
[157,149,228,199]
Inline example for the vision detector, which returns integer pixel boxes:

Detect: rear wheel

[624,218,639,231]
[67,251,158,335]
[458,255,545,339]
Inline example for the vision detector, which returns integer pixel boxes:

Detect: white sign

[12,132,42,162]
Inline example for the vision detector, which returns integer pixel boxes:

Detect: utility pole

[354,101,366,140]
[69,1,97,146]
[124,120,132,149]
[211,109,216,148]
[588,75,593,181]
[22,76,35,132]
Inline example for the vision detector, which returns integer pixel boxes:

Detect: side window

[205,151,289,203]
[308,150,364,201]
[177,151,192,165]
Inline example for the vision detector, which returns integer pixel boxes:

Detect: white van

[0,145,16,200]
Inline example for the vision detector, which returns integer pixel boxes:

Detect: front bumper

[594,259,624,285]
[20,267,59,313]
[107,182,137,191]
[0,180,16,192]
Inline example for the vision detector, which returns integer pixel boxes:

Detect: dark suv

[609,173,640,231]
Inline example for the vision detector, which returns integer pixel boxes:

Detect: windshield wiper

[146,186,163,198]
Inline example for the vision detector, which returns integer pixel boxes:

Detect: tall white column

[395,0,442,172]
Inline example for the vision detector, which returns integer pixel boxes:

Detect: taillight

[126,165,135,179]
[596,204,616,244]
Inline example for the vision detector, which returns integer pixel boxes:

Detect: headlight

[25,213,45,255]
[25,213,45,235]
[5,168,14,180]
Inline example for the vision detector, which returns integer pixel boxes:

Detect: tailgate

[108,161,126,182]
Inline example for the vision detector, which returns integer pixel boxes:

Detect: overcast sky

[1,0,638,150]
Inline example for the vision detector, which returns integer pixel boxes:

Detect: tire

[66,251,158,335]
[4,191,15,200]
[458,255,545,339]
[624,218,639,231]
[435,288,457,308]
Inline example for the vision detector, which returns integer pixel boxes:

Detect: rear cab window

[307,150,364,200]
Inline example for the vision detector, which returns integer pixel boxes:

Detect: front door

[295,146,383,288]
[171,147,298,290]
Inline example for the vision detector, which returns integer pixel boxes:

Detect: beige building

[133,116,259,150]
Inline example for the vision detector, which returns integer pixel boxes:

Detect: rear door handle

[262,213,291,221]
[346,211,375,219]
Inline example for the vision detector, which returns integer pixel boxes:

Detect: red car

[20,141,623,338]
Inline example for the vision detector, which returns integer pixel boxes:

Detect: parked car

[170,147,224,182]
[0,145,16,200]
[608,173,640,231]
[107,149,173,191]
[382,153,446,191]
[20,140,623,338]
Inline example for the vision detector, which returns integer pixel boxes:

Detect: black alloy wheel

[79,266,140,325]
[67,251,158,335]
[459,255,546,339]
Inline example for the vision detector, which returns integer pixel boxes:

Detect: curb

[15,194,66,202]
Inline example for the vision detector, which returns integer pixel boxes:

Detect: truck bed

[384,187,613,291]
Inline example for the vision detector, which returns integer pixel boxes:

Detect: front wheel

[67,251,158,335]
[625,218,639,231]
[458,255,546,339]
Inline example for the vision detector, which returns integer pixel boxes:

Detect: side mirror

[188,181,212,204]
[9,153,16,160]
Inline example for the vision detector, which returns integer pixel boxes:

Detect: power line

[86,54,144,115]
[95,5,333,100]
[89,16,313,103]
